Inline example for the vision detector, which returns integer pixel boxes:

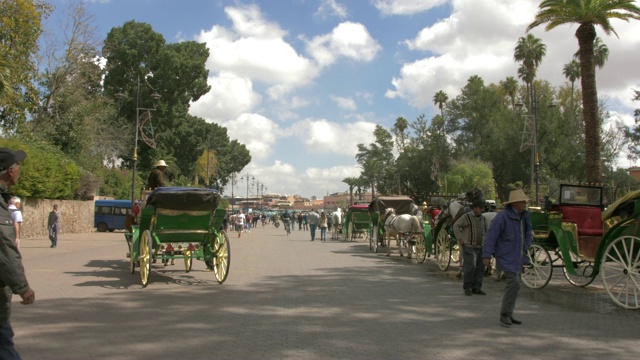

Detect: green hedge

[1,138,81,199]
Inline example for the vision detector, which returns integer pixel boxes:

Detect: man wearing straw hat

[147,160,168,190]
[482,189,532,327]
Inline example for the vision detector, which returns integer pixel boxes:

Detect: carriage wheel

[436,230,452,271]
[561,250,595,287]
[129,241,136,274]
[601,235,640,309]
[362,227,370,244]
[415,234,427,263]
[184,250,193,273]
[139,230,153,287]
[451,243,461,264]
[212,231,231,284]
[372,225,379,253]
[348,222,354,242]
[521,244,552,289]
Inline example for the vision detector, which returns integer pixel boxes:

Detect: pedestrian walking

[318,211,328,241]
[7,197,22,248]
[48,204,60,248]
[0,147,36,359]
[453,199,488,296]
[235,210,245,238]
[308,209,319,241]
[483,189,532,327]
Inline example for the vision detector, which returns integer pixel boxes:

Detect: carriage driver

[453,198,488,296]
[147,160,168,190]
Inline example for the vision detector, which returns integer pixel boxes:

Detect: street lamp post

[516,89,555,206]
[116,76,160,203]
[241,173,254,212]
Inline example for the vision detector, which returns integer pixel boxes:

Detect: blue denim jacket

[482,205,532,273]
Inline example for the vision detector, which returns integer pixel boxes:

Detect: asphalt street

[12,222,640,360]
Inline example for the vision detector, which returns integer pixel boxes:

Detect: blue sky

[45,0,640,199]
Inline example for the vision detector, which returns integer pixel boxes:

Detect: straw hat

[503,189,530,205]
[155,160,167,167]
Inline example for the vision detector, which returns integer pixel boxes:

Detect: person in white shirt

[8,197,22,248]
[235,210,246,238]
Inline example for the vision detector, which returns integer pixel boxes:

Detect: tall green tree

[433,90,448,117]
[342,176,359,205]
[528,0,640,183]
[514,33,547,109]
[562,59,581,108]
[0,0,52,133]
[499,76,519,110]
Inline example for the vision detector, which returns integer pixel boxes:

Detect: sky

[45,0,640,199]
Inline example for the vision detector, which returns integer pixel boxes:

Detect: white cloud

[386,0,640,115]
[315,0,349,19]
[373,0,448,16]
[190,71,261,122]
[305,21,382,67]
[331,95,357,110]
[195,6,318,88]
[222,113,280,161]
[290,119,376,156]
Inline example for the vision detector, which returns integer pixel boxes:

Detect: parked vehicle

[95,200,132,232]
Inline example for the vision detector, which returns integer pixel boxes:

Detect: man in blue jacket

[483,189,532,327]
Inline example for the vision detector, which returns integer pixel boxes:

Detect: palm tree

[573,36,610,68]
[499,76,519,109]
[342,176,359,206]
[514,34,547,108]
[528,0,640,183]
[433,90,448,117]
[360,158,380,201]
[563,59,581,111]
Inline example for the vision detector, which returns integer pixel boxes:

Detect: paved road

[12,223,640,359]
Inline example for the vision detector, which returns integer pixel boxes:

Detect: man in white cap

[147,160,167,190]
[483,189,532,327]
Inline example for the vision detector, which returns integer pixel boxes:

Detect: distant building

[629,167,640,182]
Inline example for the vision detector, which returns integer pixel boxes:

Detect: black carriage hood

[369,195,415,215]
[146,187,221,211]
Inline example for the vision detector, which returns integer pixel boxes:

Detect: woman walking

[319,211,328,242]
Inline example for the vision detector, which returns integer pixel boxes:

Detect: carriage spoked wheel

[560,249,595,287]
[414,233,427,263]
[184,250,193,273]
[212,231,231,284]
[139,230,153,287]
[601,235,640,309]
[521,244,552,289]
[435,229,452,271]
[371,225,379,253]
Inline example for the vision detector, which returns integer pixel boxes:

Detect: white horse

[331,210,342,240]
[383,208,423,258]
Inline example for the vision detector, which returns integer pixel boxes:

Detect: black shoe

[510,317,522,325]
[472,289,486,295]
[464,288,472,296]
[500,316,512,327]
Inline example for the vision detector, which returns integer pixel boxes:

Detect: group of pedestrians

[452,188,532,328]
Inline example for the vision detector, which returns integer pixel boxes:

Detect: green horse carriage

[343,204,371,242]
[525,183,640,309]
[128,187,230,287]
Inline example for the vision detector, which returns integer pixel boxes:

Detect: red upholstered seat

[560,206,603,236]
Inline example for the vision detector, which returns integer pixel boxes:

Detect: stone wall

[18,198,95,238]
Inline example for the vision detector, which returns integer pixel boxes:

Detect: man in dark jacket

[147,160,167,190]
[483,189,532,328]
[0,148,35,359]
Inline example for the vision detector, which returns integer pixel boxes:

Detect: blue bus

[94,200,132,232]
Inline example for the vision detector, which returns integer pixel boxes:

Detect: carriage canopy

[369,195,415,215]
[146,187,221,211]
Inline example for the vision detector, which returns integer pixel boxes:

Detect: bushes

[1,138,81,199]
